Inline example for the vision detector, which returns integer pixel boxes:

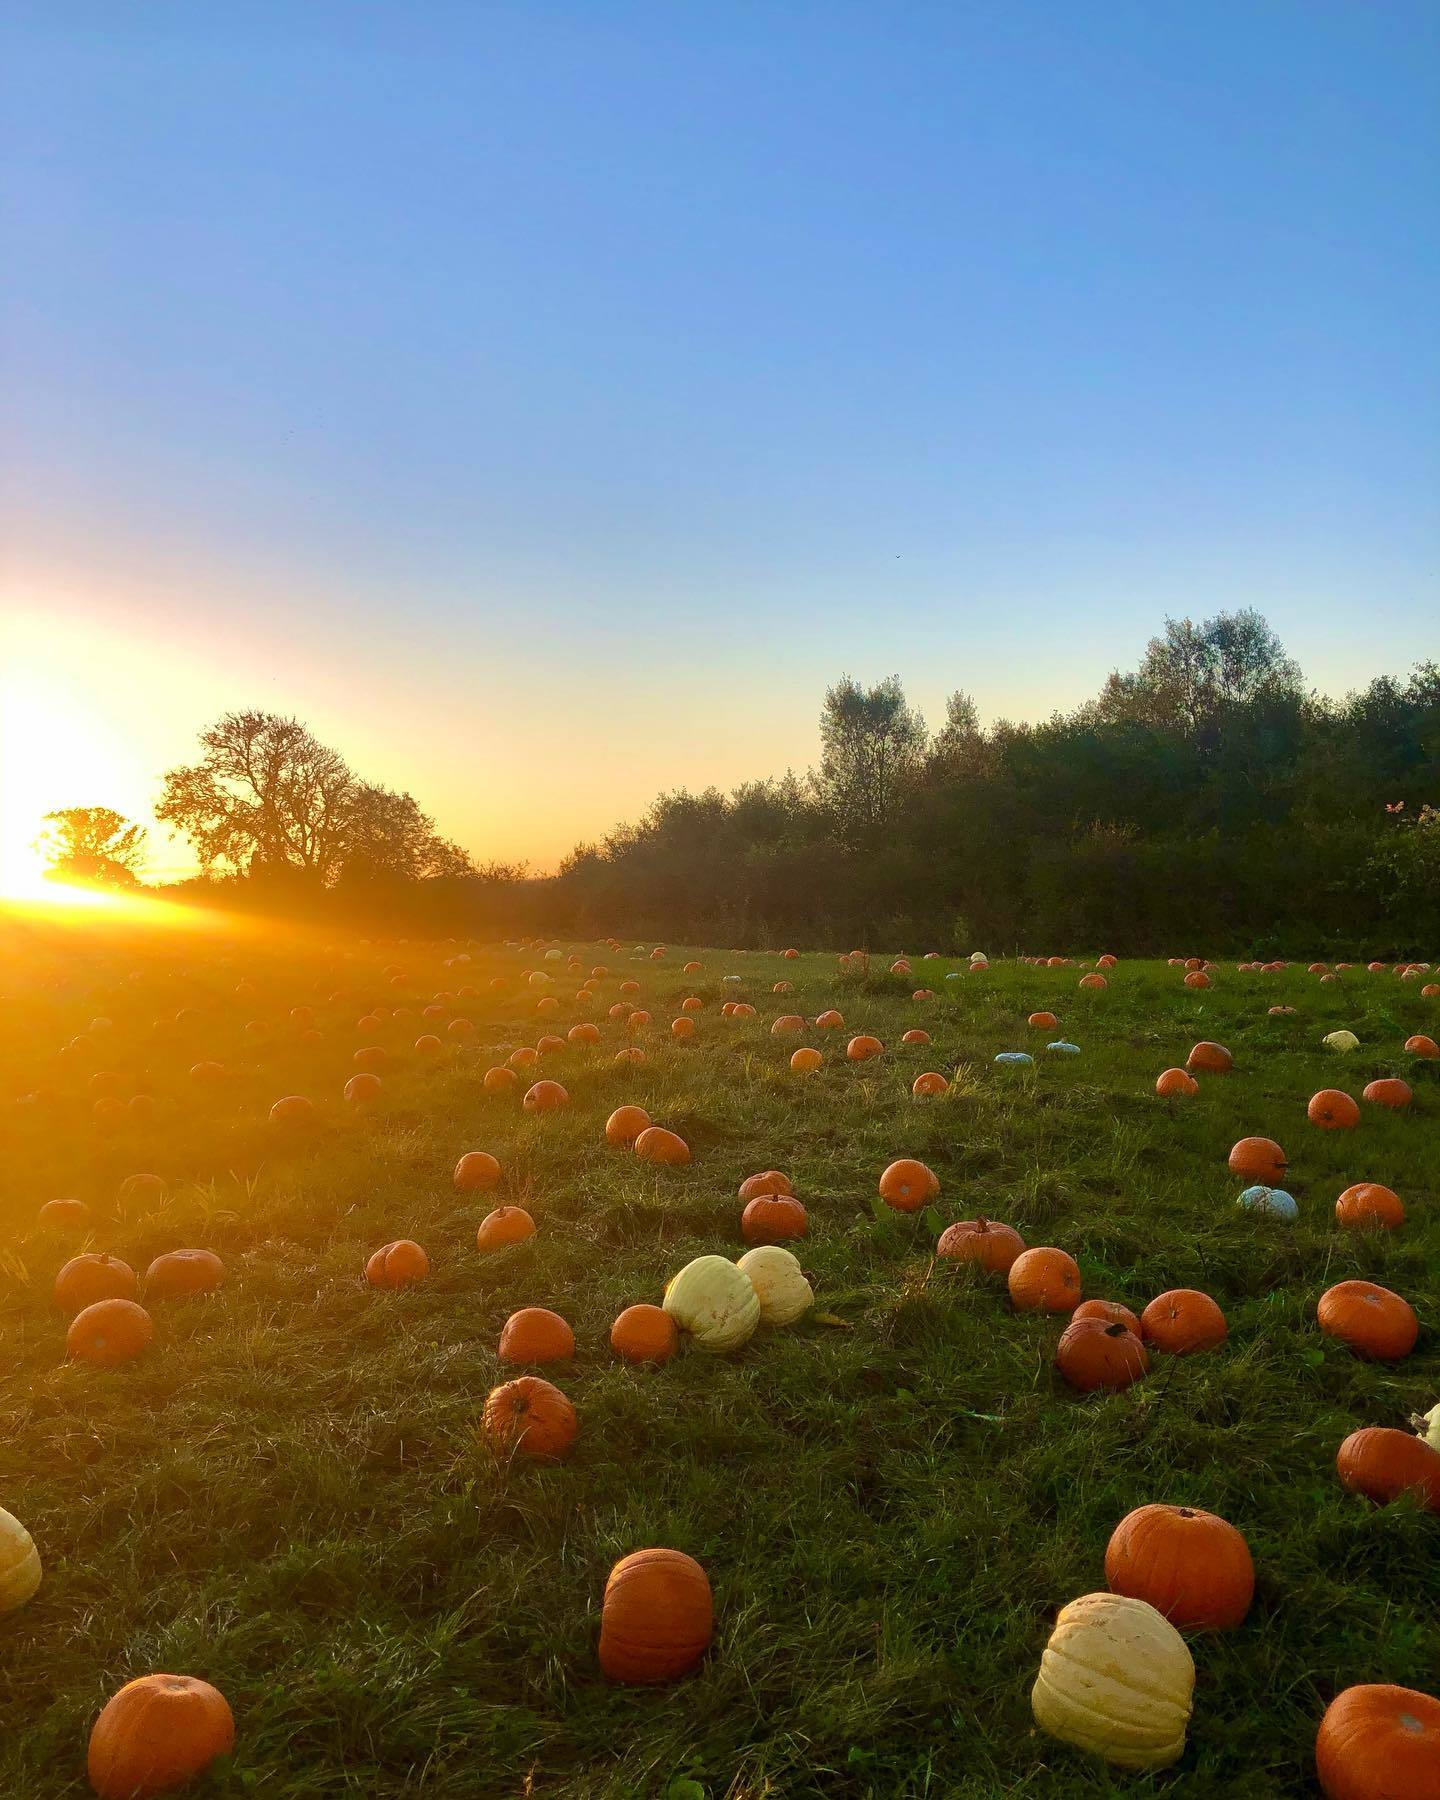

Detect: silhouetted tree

[814,675,928,840]
[37,808,147,887]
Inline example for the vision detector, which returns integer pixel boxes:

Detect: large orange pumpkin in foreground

[481,1376,577,1459]
[1008,1247,1081,1313]
[598,1548,713,1684]
[88,1673,235,1800]
[1315,1683,1440,1800]
[1104,1504,1253,1629]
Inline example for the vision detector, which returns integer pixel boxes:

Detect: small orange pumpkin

[1228,1136,1287,1182]
[635,1126,690,1165]
[1308,1089,1360,1129]
[67,1298,153,1368]
[482,1065,519,1094]
[1317,1280,1417,1360]
[498,1307,575,1364]
[605,1105,652,1146]
[900,1027,931,1045]
[912,1071,948,1098]
[1008,1247,1081,1312]
[936,1217,1024,1273]
[877,1158,939,1212]
[610,1304,678,1365]
[1335,1183,1404,1230]
[738,1170,792,1201]
[1055,1317,1148,1392]
[365,1239,429,1289]
[476,1206,535,1252]
[1362,1077,1412,1109]
[145,1249,224,1301]
[741,1194,808,1244]
[1104,1504,1253,1629]
[599,1548,713,1684]
[1336,1427,1440,1511]
[1072,1298,1141,1335]
[481,1375,577,1459]
[1155,1068,1199,1098]
[846,1035,884,1061]
[1140,1289,1227,1354]
[1185,1041,1232,1073]
[790,1046,823,1072]
[454,1150,502,1191]
[54,1254,138,1315]
[523,1079,570,1112]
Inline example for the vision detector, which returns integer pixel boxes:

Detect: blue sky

[2,2,1437,870]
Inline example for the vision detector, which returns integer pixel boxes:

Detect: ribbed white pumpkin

[1323,1029,1359,1052]
[663,1256,760,1352]
[1031,1592,1193,1771]
[0,1507,41,1613]
[1414,1402,1440,1451]
[736,1246,814,1326]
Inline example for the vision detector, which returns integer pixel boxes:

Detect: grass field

[1,914,1437,1798]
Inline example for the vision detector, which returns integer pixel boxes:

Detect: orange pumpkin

[37,1197,91,1235]
[567,1022,602,1044]
[1315,1683,1440,1800]
[815,1010,844,1030]
[88,1674,235,1800]
[1104,1504,1253,1629]
[365,1239,429,1289]
[936,1217,1024,1273]
[1308,1089,1360,1129]
[605,1105,652,1146]
[1183,970,1211,989]
[1404,1034,1439,1058]
[770,1014,805,1036]
[1028,1012,1059,1029]
[454,1150,502,1191]
[145,1249,224,1301]
[1317,1280,1417,1360]
[476,1206,536,1252]
[912,1071,948,1098]
[635,1126,690,1165]
[67,1298,153,1368]
[1140,1289,1227,1354]
[790,1046,823,1072]
[1155,1068,1199,1097]
[741,1194,808,1244]
[523,1079,570,1112]
[343,1072,382,1106]
[610,1304,679,1365]
[482,1065,520,1094]
[268,1095,317,1128]
[738,1170,792,1201]
[1362,1077,1412,1109]
[671,1017,696,1039]
[599,1548,713,1684]
[1078,973,1107,990]
[1185,1041,1232,1073]
[1072,1298,1142,1335]
[1335,1183,1404,1230]
[846,1035,884,1061]
[900,1028,931,1046]
[1008,1247,1081,1313]
[877,1158,939,1212]
[1228,1137,1287,1182]
[1336,1427,1440,1511]
[481,1376,577,1459]
[54,1254,138,1315]
[118,1173,165,1210]
[1055,1317,1148,1392]
[498,1307,575,1364]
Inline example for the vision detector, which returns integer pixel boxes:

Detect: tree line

[42,611,1440,954]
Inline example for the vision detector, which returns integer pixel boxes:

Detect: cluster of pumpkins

[9,933,1439,1796]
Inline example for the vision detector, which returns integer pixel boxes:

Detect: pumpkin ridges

[599,1549,713,1684]
[88,1674,235,1800]
[1318,1281,1417,1360]
[1336,1427,1440,1511]
[1315,1683,1440,1800]
[1104,1504,1254,1629]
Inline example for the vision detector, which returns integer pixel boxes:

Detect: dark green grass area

[1,922,1436,1798]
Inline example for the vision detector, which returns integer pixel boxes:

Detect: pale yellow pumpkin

[1323,1029,1359,1053]
[0,1507,41,1612]
[736,1246,814,1326]
[662,1256,760,1352]
[1031,1591,1193,1771]
[1414,1403,1440,1452]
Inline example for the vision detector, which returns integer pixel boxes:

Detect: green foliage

[1,930,1436,1796]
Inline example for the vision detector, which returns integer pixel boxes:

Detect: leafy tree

[814,675,928,839]
[1093,610,1302,735]
[156,710,472,883]
[37,807,147,887]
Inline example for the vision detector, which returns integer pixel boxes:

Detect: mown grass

[0,918,1436,1798]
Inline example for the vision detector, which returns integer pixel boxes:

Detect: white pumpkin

[736,1246,814,1326]
[1031,1591,1193,1771]
[1413,1403,1440,1452]
[0,1507,41,1613]
[1323,1029,1359,1052]
[663,1256,760,1352]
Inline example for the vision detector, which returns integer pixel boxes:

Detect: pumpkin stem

[1103,1323,1128,1337]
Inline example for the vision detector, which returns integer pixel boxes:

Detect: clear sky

[2,1,1437,881]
